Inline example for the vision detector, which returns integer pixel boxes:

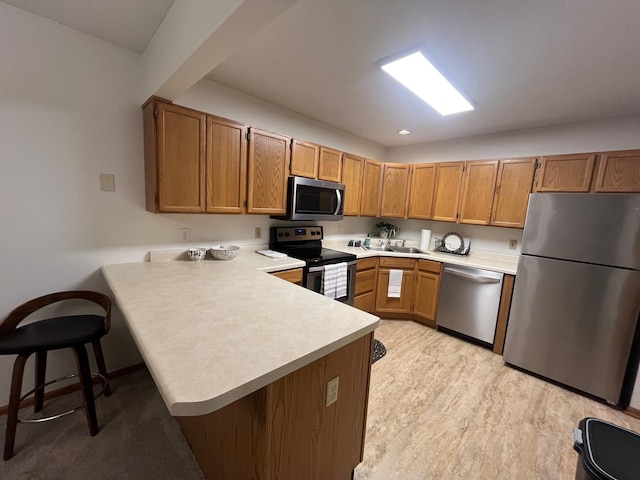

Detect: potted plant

[372,221,400,238]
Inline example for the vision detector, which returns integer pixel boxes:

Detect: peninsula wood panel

[272,268,304,285]
[145,101,206,213]
[360,159,383,217]
[407,163,436,219]
[458,160,499,225]
[177,333,373,480]
[342,154,365,216]
[205,116,247,214]
[594,150,640,192]
[318,147,343,182]
[247,128,290,214]
[379,163,410,218]
[290,139,319,179]
[431,162,464,222]
[490,158,537,228]
[535,153,595,192]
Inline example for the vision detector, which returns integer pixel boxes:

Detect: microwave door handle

[334,189,342,215]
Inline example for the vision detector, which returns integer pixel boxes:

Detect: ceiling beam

[141,0,297,103]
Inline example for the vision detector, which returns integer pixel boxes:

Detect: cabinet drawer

[379,257,417,270]
[357,257,378,271]
[355,269,377,296]
[354,292,376,313]
[418,259,441,274]
[271,268,303,285]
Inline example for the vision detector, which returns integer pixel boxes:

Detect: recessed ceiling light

[397,129,411,135]
[380,49,474,116]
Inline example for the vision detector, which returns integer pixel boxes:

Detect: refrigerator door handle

[443,267,502,283]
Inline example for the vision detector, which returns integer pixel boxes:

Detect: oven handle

[308,260,357,273]
[334,189,342,215]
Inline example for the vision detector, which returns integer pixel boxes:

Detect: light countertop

[101,249,379,417]
[322,241,519,275]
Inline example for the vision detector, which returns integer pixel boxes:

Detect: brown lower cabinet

[375,258,417,317]
[354,257,378,313]
[412,260,442,328]
[271,268,303,286]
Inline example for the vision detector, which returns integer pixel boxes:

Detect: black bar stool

[0,291,112,460]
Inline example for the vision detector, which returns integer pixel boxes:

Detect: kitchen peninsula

[102,250,379,480]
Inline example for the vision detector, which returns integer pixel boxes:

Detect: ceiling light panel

[381,51,474,116]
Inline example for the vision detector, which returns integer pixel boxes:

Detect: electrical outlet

[181,228,190,242]
[255,227,261,239]
[509,239,517,250]
[326,376,339,407]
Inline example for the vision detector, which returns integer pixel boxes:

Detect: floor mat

[372,339,387,364]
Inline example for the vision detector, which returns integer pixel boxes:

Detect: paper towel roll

[419,229,432,251]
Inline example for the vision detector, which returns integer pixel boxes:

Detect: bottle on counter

[364,234,371,247]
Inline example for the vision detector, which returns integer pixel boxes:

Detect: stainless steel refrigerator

[503,193,640,406]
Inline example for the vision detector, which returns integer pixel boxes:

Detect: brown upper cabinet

[318,147,343,182]
[490,158,537,228]
[407,164,436,219]
[247,128,291,214]
[144,100,206,213]
[360,159,383,217]
[431,162,464,222]
[535,153,595,192]
[458,160,499,225]
[379,163,410,218]
[342,154,365,216]
[206,116,248,214]
[594,150,640,192]
[290,140,319,179]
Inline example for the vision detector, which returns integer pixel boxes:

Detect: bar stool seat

[0,291,112,460]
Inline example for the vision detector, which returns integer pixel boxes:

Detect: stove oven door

[306,261,357,306]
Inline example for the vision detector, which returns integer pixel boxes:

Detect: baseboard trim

[0,362,146,416]
[626,406,640,419]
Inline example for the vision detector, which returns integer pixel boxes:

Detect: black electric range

[269,226,356,266]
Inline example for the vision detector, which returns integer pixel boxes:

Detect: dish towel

[388,269,403,298]
[322,264,339,299]
[335,262,348,300]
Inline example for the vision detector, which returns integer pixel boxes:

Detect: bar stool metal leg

[4,354,29,461]
[73,345,98,436]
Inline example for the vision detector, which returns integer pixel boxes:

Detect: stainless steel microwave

[273,176,345,221]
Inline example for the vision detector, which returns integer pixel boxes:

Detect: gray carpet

[0,368,204,479]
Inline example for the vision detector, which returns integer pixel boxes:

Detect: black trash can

[573,417,640,480]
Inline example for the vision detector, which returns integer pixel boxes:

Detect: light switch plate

[99,173,115,192]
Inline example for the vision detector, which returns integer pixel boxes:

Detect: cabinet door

[379,163,410,218]
[272,268,304,286]
[152,102,206,213]
[375,269,415,314]
[594,150,640,192]
[290,140,318,179]
[318,147,342,182]
[407,164,436,219]
[490,158,537,228]
[206,116,247,214]
[341,154,365,216]
[458,160,499,225]
[413,270,440,326]
[247,128,290,214]
[360,159,383,217]
[535,154,595,192]
[431,162,464,222]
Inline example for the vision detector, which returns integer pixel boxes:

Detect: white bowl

[187,248,206,261]
[209,245,240,260]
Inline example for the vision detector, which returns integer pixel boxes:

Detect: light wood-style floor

[355,320,640,480]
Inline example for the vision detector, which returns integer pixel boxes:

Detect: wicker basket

[209,245,240,260]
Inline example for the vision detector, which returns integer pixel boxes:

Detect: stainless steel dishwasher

[437,264,504,345]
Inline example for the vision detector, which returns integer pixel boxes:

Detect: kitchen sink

[362,245,395,252]
[389,246,428,254]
